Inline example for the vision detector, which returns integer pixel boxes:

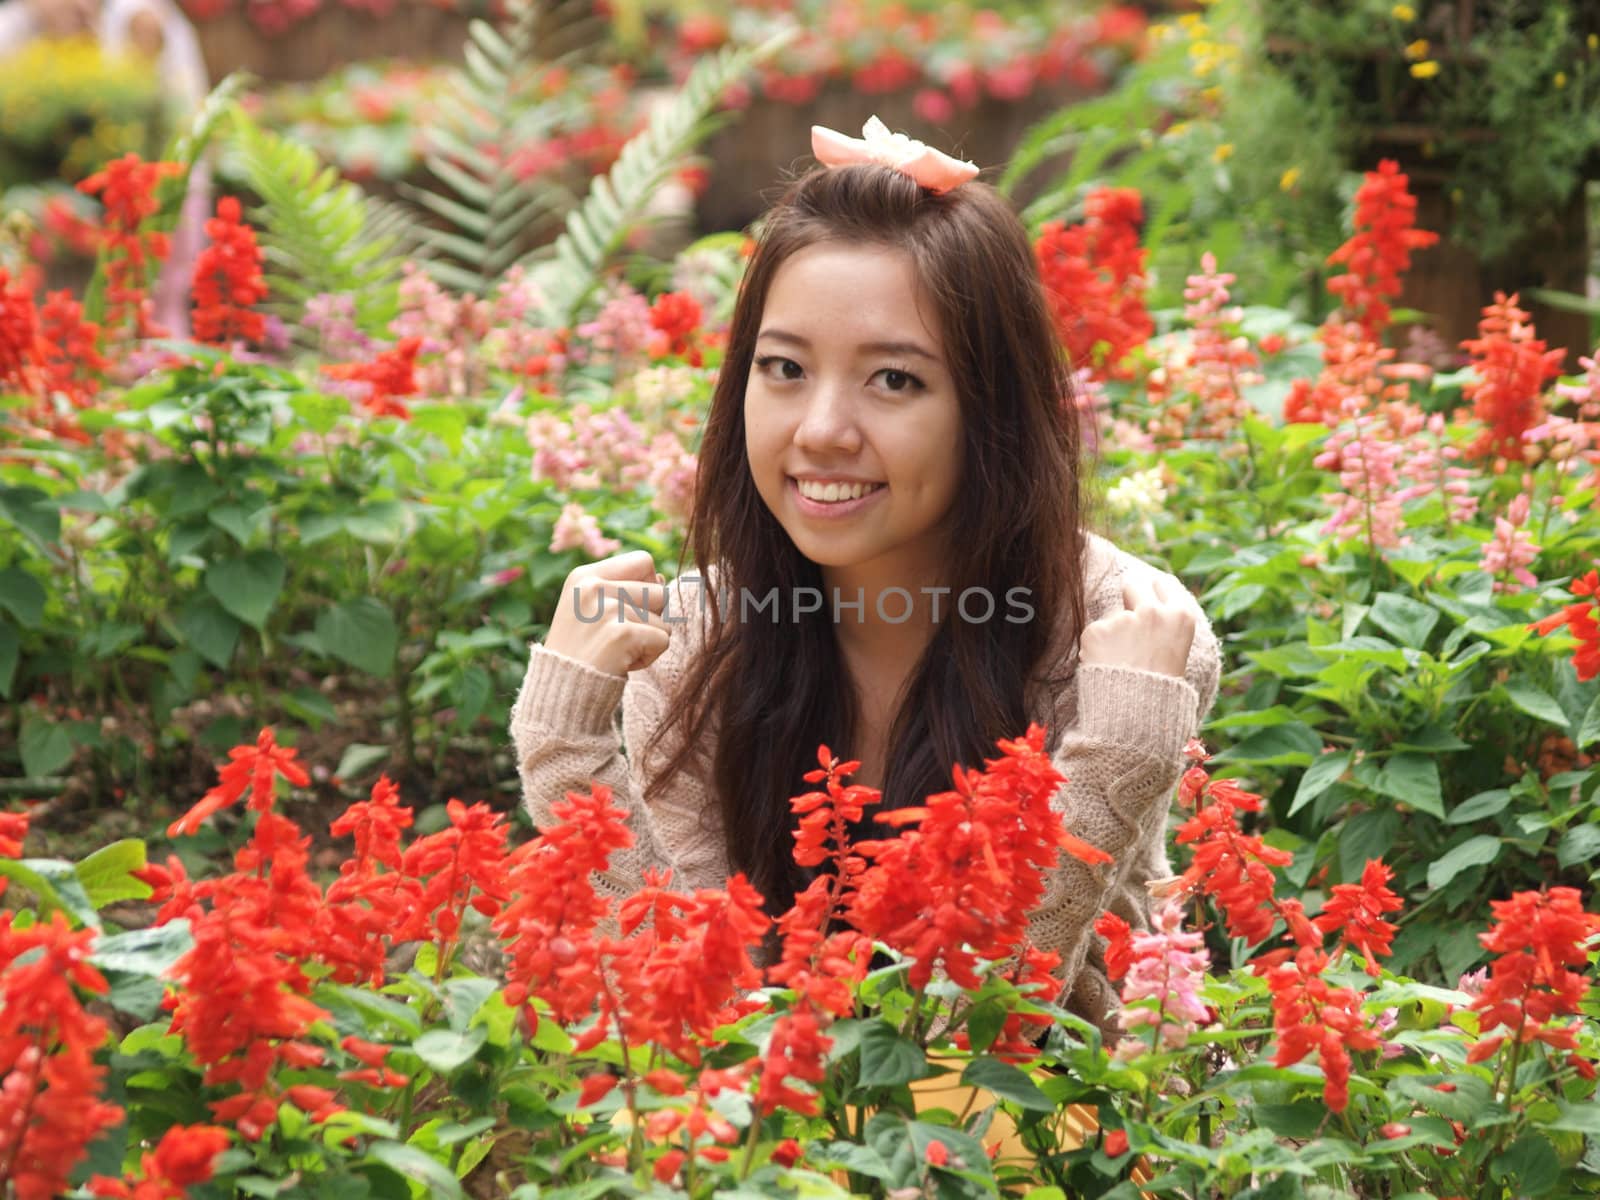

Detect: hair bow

[810,116,980,194]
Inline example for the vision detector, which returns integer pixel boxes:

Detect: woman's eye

[756,355,803,381]
[874,368,923,393]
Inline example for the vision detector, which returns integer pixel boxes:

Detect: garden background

[4,0,1600,1197]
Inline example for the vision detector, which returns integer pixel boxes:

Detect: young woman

[512,118,1221,1039]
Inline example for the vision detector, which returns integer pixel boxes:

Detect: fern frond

[223,104,422,335]
[403,0,571,297]
[529,30,791,328]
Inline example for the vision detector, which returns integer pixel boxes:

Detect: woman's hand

[1079,574,1196,679]
[544,550,672,678]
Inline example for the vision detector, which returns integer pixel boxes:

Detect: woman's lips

[788,477,887,518]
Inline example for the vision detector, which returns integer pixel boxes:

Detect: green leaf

[204,552,286,630]
[91,920,193,976]
[1448,789,1512,825]
[1372,753,1444,819]
[1210,721,1322,767]
[959,1055,1053,1112]
[0,568,45,628]
[1556,822,1600,870]
[315,599,398,676]
[0,621,18,698]
[1427,835,1502,890]
[20,716,74,778]
[0,485,60,546]
[344,501,409,544]
[856,1021,928,1088]
[1289,751,1349,816]
[1547,1098,1600,1135]
[1490,1133,1559,1196]
[0,858,101,927]
[362,1142,463,1200]
[1576,694,1600,749]
[411,1027,487,1074]
[176,595,242,669]
[1503,681,1570,730]
[1367,592,1440,649]
[334,743,392,782]
[75,839,152,908]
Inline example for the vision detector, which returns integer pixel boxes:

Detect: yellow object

[1391,4,1416,20]
[1404,39,1429,59]
[1279,166,1302,191]
[1410,61,1441,79]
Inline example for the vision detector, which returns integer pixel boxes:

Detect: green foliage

[224,104,423,334]
[406,0,568,296]
[528,30,790,326]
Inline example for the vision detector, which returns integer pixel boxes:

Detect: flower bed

[3,86,1600,1193]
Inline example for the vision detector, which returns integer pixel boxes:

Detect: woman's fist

[1079,574,1196,679]
[544,550,673,678]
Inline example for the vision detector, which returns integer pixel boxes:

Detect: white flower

[1106,467,1169,519]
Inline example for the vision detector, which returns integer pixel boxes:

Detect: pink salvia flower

[1177,252,1261,439]
[577,285,654,360]
[1555,351,1600,418]
[1394,412,1478,528]
[1115,899,1211,1051]
[550,503,621,558]
[1314,396,1406,548]
[1481,491,1539,593]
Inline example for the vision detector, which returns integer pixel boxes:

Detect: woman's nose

[792,380,862,454]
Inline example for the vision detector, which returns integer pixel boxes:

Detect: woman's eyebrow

[756,328,941,362]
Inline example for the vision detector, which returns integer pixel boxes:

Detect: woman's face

[743,241,964,588]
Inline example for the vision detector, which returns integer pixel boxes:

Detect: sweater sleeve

[509,576,723,901]
[1029,550,1223,1040]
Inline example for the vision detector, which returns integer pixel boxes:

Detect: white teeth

[797,479,881,502]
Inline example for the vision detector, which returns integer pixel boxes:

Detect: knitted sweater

[510,532,1222,1038]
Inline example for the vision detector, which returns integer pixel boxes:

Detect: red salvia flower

[494,785,634,1028]
[0,268,45,399]
[395,798,511,963]
[0,912,124,1200]
[88,1123,230,1199]
[320,775,424,987]
[78,154,183,339]
[1174,768,1295,946]
[1530,569,1600,682]
[1035,188,1152,379]
[191,196,268,347]
[1461,293,1564,461]
[648,291,704,366]
[1324,159,1438,339]
[1312,858,1404,975]
[608,869,769,1064]
[167,726,310,837]
[36,290,107,409]
[1265,945,1383,1112]
[754,1004,831,1117]
[848,723,1109,991]
[1095,910,1135,982]
[322,337,423,420]
[1469,887,1600,1057]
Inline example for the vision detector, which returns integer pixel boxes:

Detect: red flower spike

[167,727,310,837]
[1313,858,1403,974]
[1469,888,1600,1053]
[1324,160,1438,339]
[1529,570,1600,682]
[322,337,423,420]
[192,196,268,347]
[1035,187,1152,380]
[1460,293,1564,462]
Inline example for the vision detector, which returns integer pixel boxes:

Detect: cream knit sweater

[510,533,1222,1039]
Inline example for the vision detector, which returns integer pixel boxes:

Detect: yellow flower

[1590,33,1598,50]
[1280,166,1301,191]
[1213,142,1234,163]
[1410,60,1440,79]
[1391,3,1415,19]
[1555,71,1568,89]
[1405,39,1429,59]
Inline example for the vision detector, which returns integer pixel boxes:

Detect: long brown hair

[644,163,1088,916]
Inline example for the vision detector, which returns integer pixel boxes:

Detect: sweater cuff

[1075,663,1198,760]
[514,645,627,738]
